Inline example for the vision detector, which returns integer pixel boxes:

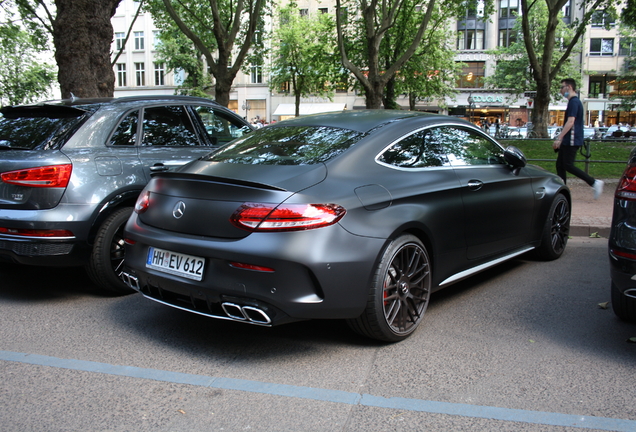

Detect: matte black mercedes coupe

[121,110,571,342]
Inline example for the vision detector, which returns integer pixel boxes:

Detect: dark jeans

[556,145,595,186]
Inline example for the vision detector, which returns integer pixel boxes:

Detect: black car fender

[87,188,142,244]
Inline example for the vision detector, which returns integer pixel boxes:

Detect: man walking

[553,78,604,199]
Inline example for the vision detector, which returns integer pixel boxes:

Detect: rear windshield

[0,105,93,150]
[202,125,364,165]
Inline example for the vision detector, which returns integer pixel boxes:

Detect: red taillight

[135,191,150,214]
[1,164,72,188]
[229,261,275,272]
[610,248,636,261]
[0,227,74,238]
[616,164,636,201]
[230,203,346,232]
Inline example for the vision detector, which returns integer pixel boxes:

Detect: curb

[570,224,610,238]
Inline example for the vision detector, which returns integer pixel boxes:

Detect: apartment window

[590,38,614,56]
[135,62,145,86]
[299,8,308,16]
[561,0,571,18]
[134,31,144,50]
[591,10,616,27]
[115,32,125,51]
[153,30,161,49]
[457,62,485,88]
[499,0,518,18]
[116,63,126,87]
[619,38,636,56]
[251,65,263,84]
[318,8,328,14]
[498,29,517,47]
[154,63,165,86]
[278,81,290,93]
[465,0,485,18]
[457,30,485,50]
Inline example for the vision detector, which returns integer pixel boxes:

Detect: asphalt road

[1,237,635,432]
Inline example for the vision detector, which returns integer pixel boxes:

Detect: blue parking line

[1,350,635,431]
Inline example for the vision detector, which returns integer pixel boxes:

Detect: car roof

[270,110,460,134]
[10,95,224,109]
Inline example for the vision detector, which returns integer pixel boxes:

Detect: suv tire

[85,207,135,295]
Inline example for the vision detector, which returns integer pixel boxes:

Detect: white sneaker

[593,180,604,200]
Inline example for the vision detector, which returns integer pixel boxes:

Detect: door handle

[467,180,483,191]
[149,164,169,172]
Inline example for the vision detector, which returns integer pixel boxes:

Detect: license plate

[146,247,205,281]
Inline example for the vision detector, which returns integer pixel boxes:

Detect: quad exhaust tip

[222,302,272,325]
[120,271,273,326]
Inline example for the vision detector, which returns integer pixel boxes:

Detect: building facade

[111,0,634,127]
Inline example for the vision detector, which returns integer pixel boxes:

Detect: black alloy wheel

[348,234,432,342]
[536,193,570,260]
[85,207,136,295]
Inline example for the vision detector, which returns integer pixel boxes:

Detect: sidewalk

[568,178,616,238]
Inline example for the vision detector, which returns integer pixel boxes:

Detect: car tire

[347,234,432,342]
[85,207,135,295]
[535,193,570,261]
[611,281,636,322]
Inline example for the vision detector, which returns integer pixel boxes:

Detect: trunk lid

[137,162,327,239]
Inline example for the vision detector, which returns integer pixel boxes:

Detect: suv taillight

[231,203,346,232]
[616,164,636,201]
[1,164,72,188]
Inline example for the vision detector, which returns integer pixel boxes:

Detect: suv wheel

[85,207,135,295]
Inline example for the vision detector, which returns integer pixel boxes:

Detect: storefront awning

[273,103,346,116]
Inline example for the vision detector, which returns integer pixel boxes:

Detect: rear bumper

[0,237,89,266]
[123,214,386,325]
[0,204,98,266]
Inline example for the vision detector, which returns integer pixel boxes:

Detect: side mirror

[504,145,527,168]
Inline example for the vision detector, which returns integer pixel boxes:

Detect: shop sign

[470,95,504,104]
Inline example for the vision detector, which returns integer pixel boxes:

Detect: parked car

[604,125,631,139]
[0,95,252,294]
[121,110,571,342]
[608,147,636,322]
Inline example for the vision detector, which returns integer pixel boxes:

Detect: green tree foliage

[508,0,620,137]
[613,1,636,112]
[153,29,212,97]
[144,0,268,107]
[485,1,580,104]
[0,22,56,106]
[335,0,492,109]
[269,3,341,116]
[381,6,460,110]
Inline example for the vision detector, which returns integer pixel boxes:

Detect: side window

[437,127,506,166]
[110,110,138,146]
[193,106,251,146]
[142,105,200,146]
[378,130,449,168]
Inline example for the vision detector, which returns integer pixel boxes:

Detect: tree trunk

[383,78,400,110]
[53,0,121,98]
[531,80,552,138]
[365,77,385,109]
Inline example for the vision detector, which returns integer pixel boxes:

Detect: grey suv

[0,95,252,294]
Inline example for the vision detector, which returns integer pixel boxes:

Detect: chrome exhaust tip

[120,271,140,291]
[221,302,272,325]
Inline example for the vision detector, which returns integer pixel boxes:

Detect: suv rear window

[203,125,363,165]
[0,105,92,150]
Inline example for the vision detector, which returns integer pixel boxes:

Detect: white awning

[273,103,346,116]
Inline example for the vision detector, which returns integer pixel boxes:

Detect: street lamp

[467,93,474,125]
[242,101,251,120]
